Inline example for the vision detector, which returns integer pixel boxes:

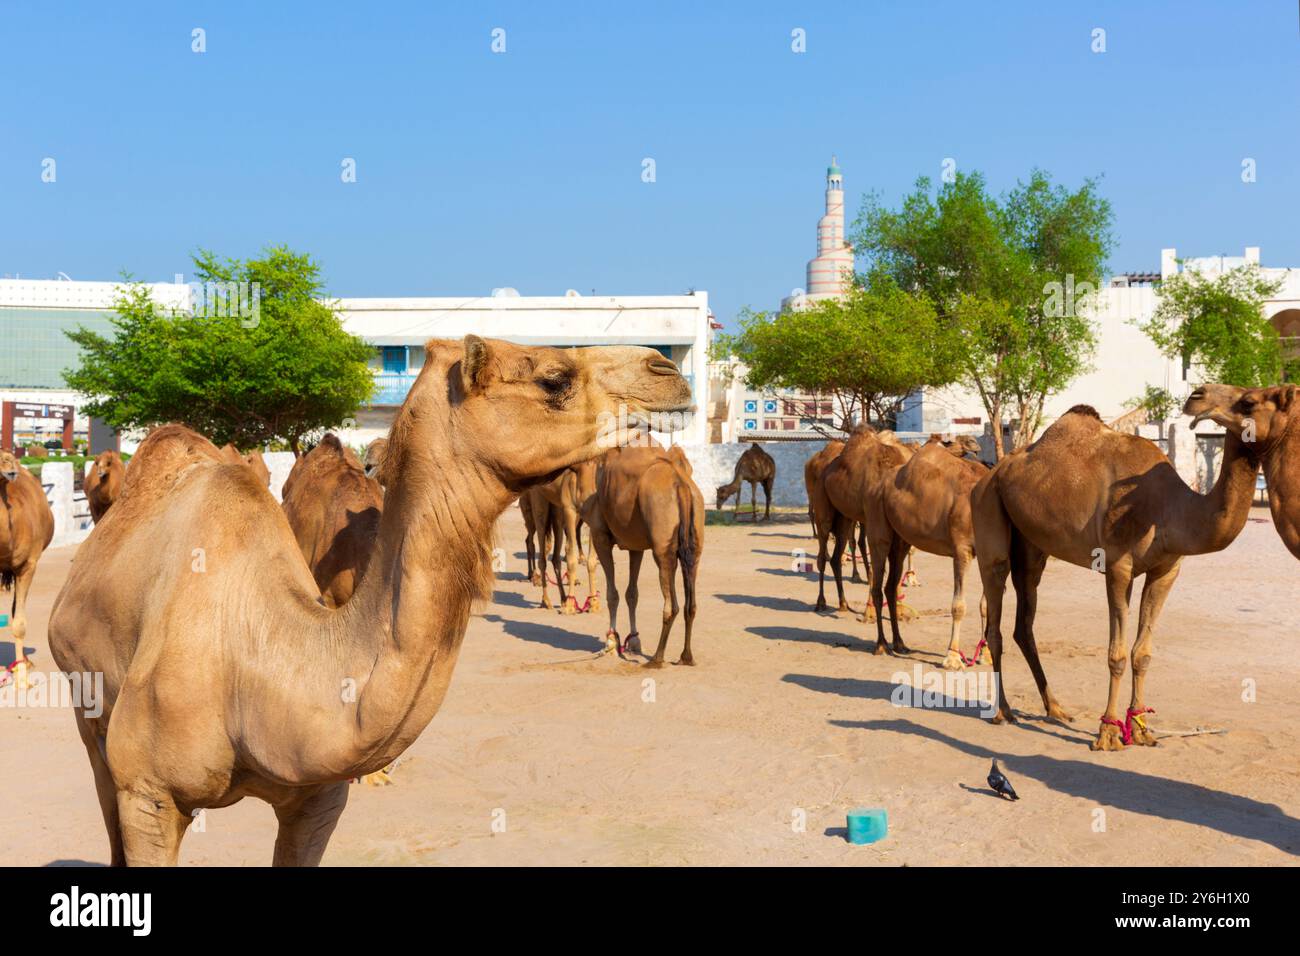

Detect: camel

[281,435,385,608]
[588,443,704,667]
[528,459,602,613]
[520,484,567,604]
[716,443,775,520]
[880,435,989,670]
[806,440,866,608]
[84,450,126,523]
[363,437,388,482]
[1185,384,1300,560]
[46,336,691,866]
[971,398,1260,751]
[0,450,54,690]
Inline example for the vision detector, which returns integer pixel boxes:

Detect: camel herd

[1,334,1297,865]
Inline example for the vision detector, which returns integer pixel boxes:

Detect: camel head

[363,437,388,482]
[0,450,20,484]
[1184,383,1298,450]
[92,450,120,479]
[946,434,982,458]
[406,336,693,491]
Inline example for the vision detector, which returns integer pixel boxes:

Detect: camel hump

[128,424,224,488]
[1065,404,1102,420]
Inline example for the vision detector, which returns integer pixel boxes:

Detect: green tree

[1138,263,1284,387]
[711,277,962,428]
[1125,384,1178,423]
[854,169,1114,457]
[64,246,376,454]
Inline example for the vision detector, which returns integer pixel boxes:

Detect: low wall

[678,441,828,509]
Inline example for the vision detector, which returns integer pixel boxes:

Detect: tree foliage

[853,169,1114,455]
[1138,263,1284,387]
[711,277,962,428]
[64,246,376,453]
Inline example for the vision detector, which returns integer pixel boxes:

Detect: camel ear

[461,335,491,392]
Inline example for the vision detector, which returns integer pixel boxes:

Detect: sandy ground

[3,504,1299,867]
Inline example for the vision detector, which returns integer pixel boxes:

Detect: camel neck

[1168,431,1258,556]
[335,370,510,768]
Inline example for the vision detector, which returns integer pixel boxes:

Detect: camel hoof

[872,642,889,657]
[892,641,912,656]
[603,631,619,654]
[977,646,992,666]
[673,654,696,666]
[643,659,664,670]
[990,707,1017,725]
[586,594,601,613]
[624,634,642,655]
[1130,723,1158,747]
[941,650,966,671]
[559,598,579,616]
[1091,723,1128,752]
[814,598,828,612]
[1046,703,1074,724]
[529,572,543,587]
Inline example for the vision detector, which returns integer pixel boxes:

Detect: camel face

[92,451,119,479]
[1185,383,1296,447]
[363,437,388,483]
[448,336,693,482]
[0,451,19,483]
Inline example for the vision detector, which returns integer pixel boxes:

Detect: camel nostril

[647,357,679,376]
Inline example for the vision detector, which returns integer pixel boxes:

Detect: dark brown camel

[716,443,775,520]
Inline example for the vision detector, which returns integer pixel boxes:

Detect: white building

[899,245,1300,437]
[0,278,713,448]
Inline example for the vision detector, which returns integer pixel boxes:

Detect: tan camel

[588,444,704,667]
[881,436,989,670]
[806,440,863,608]
[0,450,54,690]
[716,443,775,520]
[46,336,690,866]
[281,435,385,608]
[811,428,916,642]
[84,450,126,523]
[529,460,602,614]
[971,398,1260,751]
[1186,383,1300,560]
[520,483,567,605]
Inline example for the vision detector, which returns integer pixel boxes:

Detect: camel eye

[537,371,572,397]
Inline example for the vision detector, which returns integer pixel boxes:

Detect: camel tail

[675,482,699,617]
[0,570,12,592]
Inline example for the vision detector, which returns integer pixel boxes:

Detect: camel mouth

[1,472,16,482]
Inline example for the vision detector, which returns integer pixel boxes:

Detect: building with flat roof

[0,278,712,448]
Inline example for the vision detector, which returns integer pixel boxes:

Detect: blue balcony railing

[369,372,418,406]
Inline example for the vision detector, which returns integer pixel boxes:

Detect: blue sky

[3,1,1297,330]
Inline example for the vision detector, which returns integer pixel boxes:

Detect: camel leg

[1093,562,1135,751]
[549,520,568,608]
[848,532,863,584]
[536,517,554,609]
[676,550,698,665]
[829,513,851,613]
[644,551,679,669]
[75,715,125,866]
[763,478,772,521]
[902,548,919,587]
[525,524,539,586]
[814,514,832,611]
[272,781,349,866]
[624,550,644,655]
[591,524,621,654]
[971,485,1013,721]
[8,562,37,690]
[559,510,583,614]
[116,787,190,866]
[1009,537,1070,721]
[582,522,601,612]
[941,549,973,671]
[1127,562,1181,747]
[868,534,891,652]
[883,534,911,655]
[750,480,758,522]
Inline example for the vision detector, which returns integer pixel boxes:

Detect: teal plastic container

[0,613,8,627]
[846,808,888,845]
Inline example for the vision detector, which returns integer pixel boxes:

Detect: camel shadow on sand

[482,613,605,654]
[748,625,877,653]
[716,592,814,614]
[783,673,989,719]
[834,718,1300,856]
[491,589,536,609]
